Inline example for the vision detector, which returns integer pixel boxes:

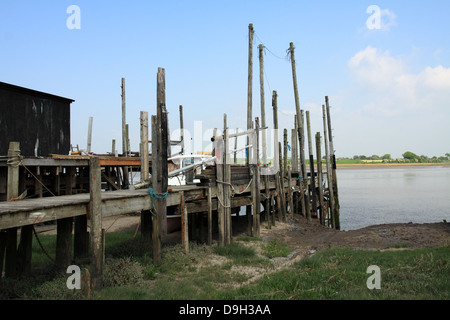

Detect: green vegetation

[347,152,450,164]
[0,232,448,300]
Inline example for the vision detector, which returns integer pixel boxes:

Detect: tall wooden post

[4,142,20,278]
[179,105,185,155]
[216,129,225,246]
[253,118,261,237]
[180,191,189,253]
[325,97,340,230]
[89,156,103,291]
[289,43,310,218]
[306,111,316,220]
[140,111,152,242]
[121,78,129,185]
[223,114,232,245]
[151,115,162,261]
[247,23,254,140]
[315,132,325,225]
[322,105,336,228]
[87,117,93,153]
[259,43,271,229]
[140,111,150,181]
[156,68,168,237]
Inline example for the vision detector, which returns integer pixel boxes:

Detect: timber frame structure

[0,25,340,292]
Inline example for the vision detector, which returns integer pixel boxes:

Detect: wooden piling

[325,96,340,230]
[4,142,20,278]
[258,44,271,229]
[87,117,93,153]
[216,130,225,246]
[306,111,315,220]
[322,104,336,228]
[223,114,232,245]
[315,132,325,225]
[156,68,168,237]
[253,118,261,237]
[207,187,212,245]
[121,78,129,185]
[180,191,189,253]
[89,156,103,291]
[140,111,149,181]
[140,111,152,242]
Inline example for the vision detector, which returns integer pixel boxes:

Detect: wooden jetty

[0,24,340,292]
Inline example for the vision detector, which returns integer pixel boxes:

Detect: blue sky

[1,0,449,158]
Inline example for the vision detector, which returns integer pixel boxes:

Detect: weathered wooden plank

[89,156,103,291]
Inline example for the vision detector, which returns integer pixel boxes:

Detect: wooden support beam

[325,96,340,230]
[207,187,212,246]
[140,111,149,181]
[223,114,232,245]
[89,156,103,291]
[156,67,168,237]
[288,166,294,219]
[253,118,261,237]
[151,115,162,264]
[55,218,73,270]
[5,142,20,278]
[181,191,189,253]
[322,104,336,228]
[306,111,315,220]
[316,132,325,225]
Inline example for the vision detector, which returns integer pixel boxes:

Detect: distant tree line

[350,152,450,163]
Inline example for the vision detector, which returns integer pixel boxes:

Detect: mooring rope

[147,188,169,217]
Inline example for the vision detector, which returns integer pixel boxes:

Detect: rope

[147,188,169,217]
[32,226,54,263]
[21,162,56,197]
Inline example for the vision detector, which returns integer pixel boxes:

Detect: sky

[1,0,449,159]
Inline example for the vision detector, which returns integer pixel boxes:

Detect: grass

[1,232,448,300]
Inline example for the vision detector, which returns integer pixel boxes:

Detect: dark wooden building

[0,82,74,157]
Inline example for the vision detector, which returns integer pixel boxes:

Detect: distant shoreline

[336,163,450,169]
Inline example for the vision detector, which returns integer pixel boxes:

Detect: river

[337,165,450,231]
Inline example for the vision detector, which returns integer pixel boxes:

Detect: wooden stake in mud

[306,111,316,220]
[325,96,340,230]
[180,191,189,253]
[322,104,336,228]
[140,111,152,242]
[140,111,149,181]
[315,132,325,225]
[288,43,310,218]
[89,156,103,291]
[156,68,168,238]
[4,142,20,278]
[223,114,232,245]
[253,118,261,237]
[151,115,162,263]
[259,43,271,229]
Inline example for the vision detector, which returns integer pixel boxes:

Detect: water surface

[337,166,450,230]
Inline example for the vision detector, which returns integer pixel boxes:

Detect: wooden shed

[0,82,74,157]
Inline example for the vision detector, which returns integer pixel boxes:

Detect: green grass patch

[218,246,450,300]
[3,231,448,300]
[263,240,292,259]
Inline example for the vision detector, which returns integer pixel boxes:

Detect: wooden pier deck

[0,179,289,230]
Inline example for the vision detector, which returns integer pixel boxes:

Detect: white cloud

[346,46,450,117]
[333,46,450,157]
[380,9,397,31]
